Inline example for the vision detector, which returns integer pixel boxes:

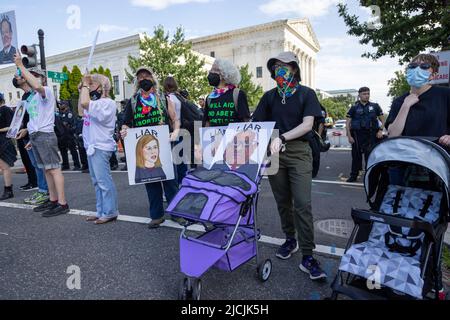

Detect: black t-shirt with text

[203,90,250,127]
[386,86,450,137]
[124,95,169,128]
[252,86,322,135]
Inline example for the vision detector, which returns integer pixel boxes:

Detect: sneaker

[24,192,39,204]
[148,218,165,229]
[19,183,38,192]
[33,200,58,213]
[28,192,50,206]
[42,204,70,218]
[276,238,299,260]
[346,176,358,183]
[300,256,328,281]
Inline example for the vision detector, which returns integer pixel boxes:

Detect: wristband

[280,135,287,144]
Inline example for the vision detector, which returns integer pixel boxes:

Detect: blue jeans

[27,148,48,193]
[87,149,119,219]
[145,178,179,220]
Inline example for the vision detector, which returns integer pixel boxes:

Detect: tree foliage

[387,70,410,99]
[127,25,210,102]
[238,64,264,110]
[59,65,71,101]
[338,1,450,63]
[320,94,357,120]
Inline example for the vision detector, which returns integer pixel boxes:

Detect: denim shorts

[29,132,61,170]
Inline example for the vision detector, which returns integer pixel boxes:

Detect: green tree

[319,94,356,120]
[387,70,410,99]
[127,25,210,102]
[338,1,450,63]
[59,65,71,101]
[238,64,264,110]
[69,65,83,100]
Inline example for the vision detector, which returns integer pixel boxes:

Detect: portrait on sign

[200,126,227,169]
[6,101,25,139]
[0,11,18,65]
[124,125,175,186]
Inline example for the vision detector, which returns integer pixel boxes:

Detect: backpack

[174,93,203,135]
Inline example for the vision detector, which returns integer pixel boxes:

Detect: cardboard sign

[431,50,450,84]
[200,126,227,169]
[124,125,175,185]
[6,101,25,139]
[0,11,19,65]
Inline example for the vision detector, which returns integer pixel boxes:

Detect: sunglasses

[407,63,432,70]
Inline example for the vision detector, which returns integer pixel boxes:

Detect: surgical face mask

[90,89,102,101]
[208,73,221,87]
[406,67,431,88]
[139,79,154,92]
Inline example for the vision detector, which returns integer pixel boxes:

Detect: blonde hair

[136,135,162,169]
[90,74,111,97]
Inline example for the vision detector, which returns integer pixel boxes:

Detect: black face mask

[90,90,102,101]
[12,78,20,88]
[208,73,221,87]
[139,79,154,92]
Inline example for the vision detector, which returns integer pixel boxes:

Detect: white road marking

[0,202,346,257]
[0,232,8,236]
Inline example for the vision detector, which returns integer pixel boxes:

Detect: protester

[0,93,17,200]
[387,53,450,143]
[121,66,181,229]
[164,76,188,183]
[14,75,50,206]
[198,98,206,110]
[252,51,327,281]
[346,87,384,182]
[203,59,250,127]
[78,73,119,225]
[14,53,69,217]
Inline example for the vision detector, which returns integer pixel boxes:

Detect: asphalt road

[0,150,373,300]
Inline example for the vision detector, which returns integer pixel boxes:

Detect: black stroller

[331,137,450,300]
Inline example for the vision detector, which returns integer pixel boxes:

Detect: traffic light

[20,45,38,68]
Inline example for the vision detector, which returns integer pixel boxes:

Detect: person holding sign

[0,93,17,200]
[121,66,181,229]
[78,74,119,225]
[203,59,251,127]
[252,52,327,281]
[14,53,70,218]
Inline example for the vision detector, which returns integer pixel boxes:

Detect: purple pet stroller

[166,167,272,300]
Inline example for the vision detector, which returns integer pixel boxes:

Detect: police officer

[346,87,384,182]
[58,100,82,171]
[74,114,89,173]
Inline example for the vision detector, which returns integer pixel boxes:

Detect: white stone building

[0,18,320,107]
[189,18,320,92]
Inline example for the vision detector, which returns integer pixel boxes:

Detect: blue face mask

[406,67,431,88]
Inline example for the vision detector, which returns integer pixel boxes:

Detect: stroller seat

[339,185,442,299]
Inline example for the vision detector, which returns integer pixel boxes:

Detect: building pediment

[287,19,321,52]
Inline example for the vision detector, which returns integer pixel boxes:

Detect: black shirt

[385,86,450,137]
[124,94,169,128]
[0,105,13,130]
[252,87,322,135]
[203,90,250,127]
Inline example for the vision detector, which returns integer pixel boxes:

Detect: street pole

[38,29,47,85]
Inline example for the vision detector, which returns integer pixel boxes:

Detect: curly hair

[210,59,241,86]
[90,74,111,96]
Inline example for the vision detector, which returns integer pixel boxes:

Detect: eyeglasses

[407,63,432,70]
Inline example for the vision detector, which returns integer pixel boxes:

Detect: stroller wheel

[257,259,272,282]
[191,279,202,301]
[178,278,192,300]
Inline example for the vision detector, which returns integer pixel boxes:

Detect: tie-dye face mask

[275,66,299,104]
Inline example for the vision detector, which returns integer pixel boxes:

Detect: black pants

[76,136,88,168]
[17,138,37,186]
[59,135,81,169]
[110,151,118,167]
[350,131,377,178]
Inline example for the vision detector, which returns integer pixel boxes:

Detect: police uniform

[58,109,82,170]
[347,101,383,179]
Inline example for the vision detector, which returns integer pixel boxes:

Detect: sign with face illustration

[124,125,175,185]
[0,11,18,65]
[210,122,275,181]
[200,126,227,169]
[6,101,25,139]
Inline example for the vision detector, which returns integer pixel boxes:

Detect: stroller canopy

[365,137,450,195]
